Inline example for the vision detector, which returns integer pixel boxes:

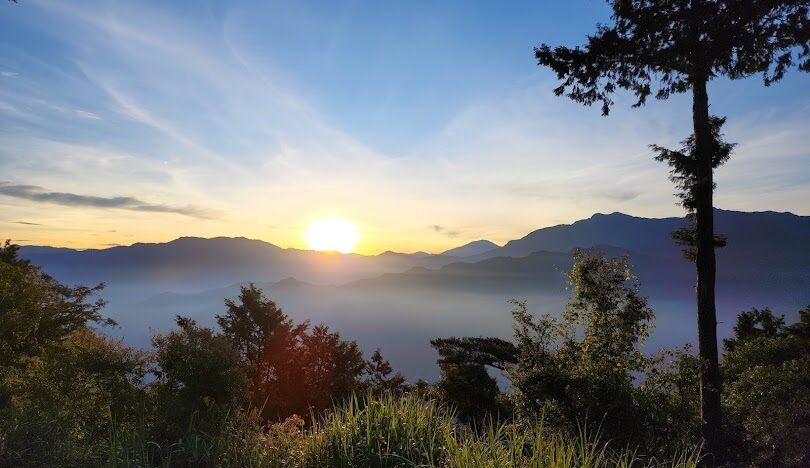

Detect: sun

[305,218,359,254]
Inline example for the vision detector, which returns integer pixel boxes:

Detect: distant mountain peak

[379,250,407,257]
[492,208,807,261]
[441,240,499,257]
[124,236,281,251]
[589,211,636,220]
[583,212,656,227]
[271,277,311,288]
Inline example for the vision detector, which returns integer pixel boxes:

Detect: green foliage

[651,117,733,259]
[303,394,700,468]
[723,307,789,354]
[104,405,285,468]
[431,336,517,424]
[651,117,734,214]
[216,284,366,421]
[216,284,288,372]
[436,361,504,425]
[0,240,125,465]
[639,346,702,453]
[303,394,448,467]
[563,251,654,372]
[510,251,657,447]
[364,349,407,396]
[431,336,518,371]
[152,316,247,440]
[21,394,696,468]
[1,328,149,467]
[722,306,810,467]
[432,251,702,452]
[1,241,804,467]
[0,240,112,370]
[534,1,810,115]
[268,323,365,420]
[536,4,810,458]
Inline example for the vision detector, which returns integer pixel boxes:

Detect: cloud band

[0,183,214,219]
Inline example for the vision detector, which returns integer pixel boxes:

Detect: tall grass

[8,394,700,467]
[303,394,701,468]
[303,395,448,467]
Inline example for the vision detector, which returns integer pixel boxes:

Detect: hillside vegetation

[1,240,808,467]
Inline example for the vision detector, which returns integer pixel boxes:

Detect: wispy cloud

[0,183,215,219]
[10,220,42,225]
[594,190,641,202]
[429,225,460,238]
[0,71,18,77]
[74,109,101,120]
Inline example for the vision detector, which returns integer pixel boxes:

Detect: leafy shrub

[722,307,810,467]
[509,251,658,448]
[151,316,247,442]
[1,329,149,467]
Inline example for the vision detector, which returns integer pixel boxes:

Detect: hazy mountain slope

[348,245,697,295]
[481,209,809,261]
[441,240,499,257]
[17,209,808,299]
[19,237,456,290]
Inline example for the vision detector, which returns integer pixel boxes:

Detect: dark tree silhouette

[534,2,809,460]
[364,349,407,395]
[261,323,365,420]
[431,337,517,424]
[216,284,365,421]
[216,283,291,394]
[430,337,517,371]
[651,116,734,260]
[152,316,246,438]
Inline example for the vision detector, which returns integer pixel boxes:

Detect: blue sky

[1,0,808,252]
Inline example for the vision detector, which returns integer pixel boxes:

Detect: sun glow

[305,218,360,254]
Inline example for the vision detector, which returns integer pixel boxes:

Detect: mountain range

[17,208,809,380]
[21,208,808,290]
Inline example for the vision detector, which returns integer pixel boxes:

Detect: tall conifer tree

[534,2,809,461]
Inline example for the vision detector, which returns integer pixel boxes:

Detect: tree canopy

[535,3,809,460]
[535,1,810,115]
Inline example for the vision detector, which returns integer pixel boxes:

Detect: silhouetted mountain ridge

[476,208,808,261]
[17,209,808,293]
[19,236,453,289]
[441,240,499,257]
[346,245,694,295]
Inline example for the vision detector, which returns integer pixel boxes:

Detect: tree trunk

[691,76,722,465]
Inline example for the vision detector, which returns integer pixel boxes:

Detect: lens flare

[305,218,359,254]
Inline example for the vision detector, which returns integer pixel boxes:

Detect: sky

[1,0,808,254]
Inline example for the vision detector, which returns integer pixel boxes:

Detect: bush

[1,329,149,467]
[151,316,247,442]
[509,252,658,448]
[721,307,810,467]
